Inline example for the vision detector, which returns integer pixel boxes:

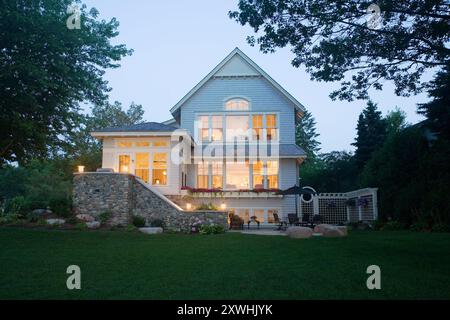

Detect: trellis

[299,188,378,224]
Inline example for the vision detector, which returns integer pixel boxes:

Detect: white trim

[91,131,181,138]
[169,48,306,115]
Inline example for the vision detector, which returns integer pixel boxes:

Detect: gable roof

[169,47,306,116]
[92,122,178,134]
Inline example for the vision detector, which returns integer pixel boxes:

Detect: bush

[65,216,78,225]
[149,219,164,228]
[26,211,41,222]
[196,203,218,211]
[132,215,145,228]
[4,196,29,218]
[410,221,428,232]
[382,221,406,231]
[431,224,450,233]
[49,197,72,218]
[199,224,225,235]
[0,213,20,225]
[372,220,385,231]
[126,224,137,232]
[99,211,112,224]
[75,222,88,230]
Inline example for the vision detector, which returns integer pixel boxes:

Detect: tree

[295,110,321,160]
[229,0,449,101]
[0,0,132,165]
[418,65,450,141]
[352,101,386,169]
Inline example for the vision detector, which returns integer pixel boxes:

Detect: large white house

[91,48,307,226]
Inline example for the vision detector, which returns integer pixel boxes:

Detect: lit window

[152,153,167,185]
[236,208,250,223]
[267,160,279,188]
[197,161,209,188]
[198,116,209,142]
[226,115,249,141]
[225,99,249,111]
[118,155,130,173]
[225,161,249,190]
[252,161,264,189]
[135,141,150,147]
[266,114,278,141]
[212,161,223,189]
[135,153,149,183]
[267,209,278,223]
[153,141,168,147]
[253,209,265,223]
[117,141,132,148]
[252,114,263,140]
[211,115,223,142]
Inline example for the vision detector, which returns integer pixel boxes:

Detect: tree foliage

[295,110,321,160]
[0,0,132,164]
[229,0,450,100]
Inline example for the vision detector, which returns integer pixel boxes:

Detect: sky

[83,0,429,152]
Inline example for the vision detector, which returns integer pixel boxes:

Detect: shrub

[199,224,225,235]
[0,213,20,225]
[196,203,218,211]
[382,221,406,231]
[410,221,428,232]
[65,216,78,225]
[99,211,112,224]
[75,222,88,230]
[431,224,450,233]
[4,196,29,218]
[149,219,164,228]
[26,211,41,222]
[49,197,72,218]
[372,220,384,231]
[126,224,137,232]
[132,215,145,228]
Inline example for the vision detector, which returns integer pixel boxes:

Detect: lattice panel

[318,198,348,224]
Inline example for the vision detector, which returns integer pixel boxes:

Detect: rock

[322,227,346,238]
[76,214,95,222]
[46,219,65,225]
[336,226,348,236]
[86,221,100,229]
[313,224,334,233]
[286,226,313,239]
[139,227,163,234]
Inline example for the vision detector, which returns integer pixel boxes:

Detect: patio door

[135,153,150,183]
[118,154,131,173]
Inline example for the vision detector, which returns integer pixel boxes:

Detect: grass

[0,227,449,299]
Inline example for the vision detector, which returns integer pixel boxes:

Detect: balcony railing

[180,186,283,198]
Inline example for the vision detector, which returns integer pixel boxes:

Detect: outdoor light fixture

[220,202,226,210]
[186,203,192,210]
[163,170,167,176]
[77,165,85,173]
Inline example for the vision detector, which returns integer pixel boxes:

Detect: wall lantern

[220,202,227,210]
[77,165,85,173]
[186,203,192,210]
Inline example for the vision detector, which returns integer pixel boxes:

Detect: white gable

[214,53,260,77]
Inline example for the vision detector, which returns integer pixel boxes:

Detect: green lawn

[0,227,449,299]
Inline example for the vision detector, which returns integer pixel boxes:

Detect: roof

[92,122,178,133]
[169,47,306,117]
[195,143,306,159]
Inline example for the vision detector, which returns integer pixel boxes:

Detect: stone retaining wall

[73,173,227,232]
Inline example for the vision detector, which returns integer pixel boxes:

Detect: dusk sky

[83,0,429,152]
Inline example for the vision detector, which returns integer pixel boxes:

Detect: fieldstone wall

[73,173,227,232]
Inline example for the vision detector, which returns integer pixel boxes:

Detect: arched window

[225,98,249,111]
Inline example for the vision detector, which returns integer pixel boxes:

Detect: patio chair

[273,213,287,231]
[228,212,244,230]
[287,213,301,226]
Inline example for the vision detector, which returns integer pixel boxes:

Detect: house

[91,48,307,226]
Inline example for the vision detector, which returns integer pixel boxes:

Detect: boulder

[336,226,348,236]
[139,227,163,234]
[46,219,65,225]
[322,227,346,238]
[286,226,313,239]
[86,221,100,229]
[76,214,95,222]
[313,224,334,234]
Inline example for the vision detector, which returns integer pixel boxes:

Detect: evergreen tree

[352,101,387,169]
[295,111,321,160]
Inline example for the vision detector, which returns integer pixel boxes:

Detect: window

[198,115,209,142]
[152,153,167,185]
[266,114,278,141]
[267,160,279,188]
[236,208,250,223]
[153,141,168,147]
[226,115,249,141]
[252,114,263,140]
[211,161,223,189]
[118,155,130,173]
[225,161,249,190]
[135,153,149,183]
[267,209,278,224]
[197,161,209,188]
[253,209,265,223]
[117,141,132,148]
[135,141,150,147]
[225,99,249,111]
[252,161,264,189]
[211,115,223,141]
